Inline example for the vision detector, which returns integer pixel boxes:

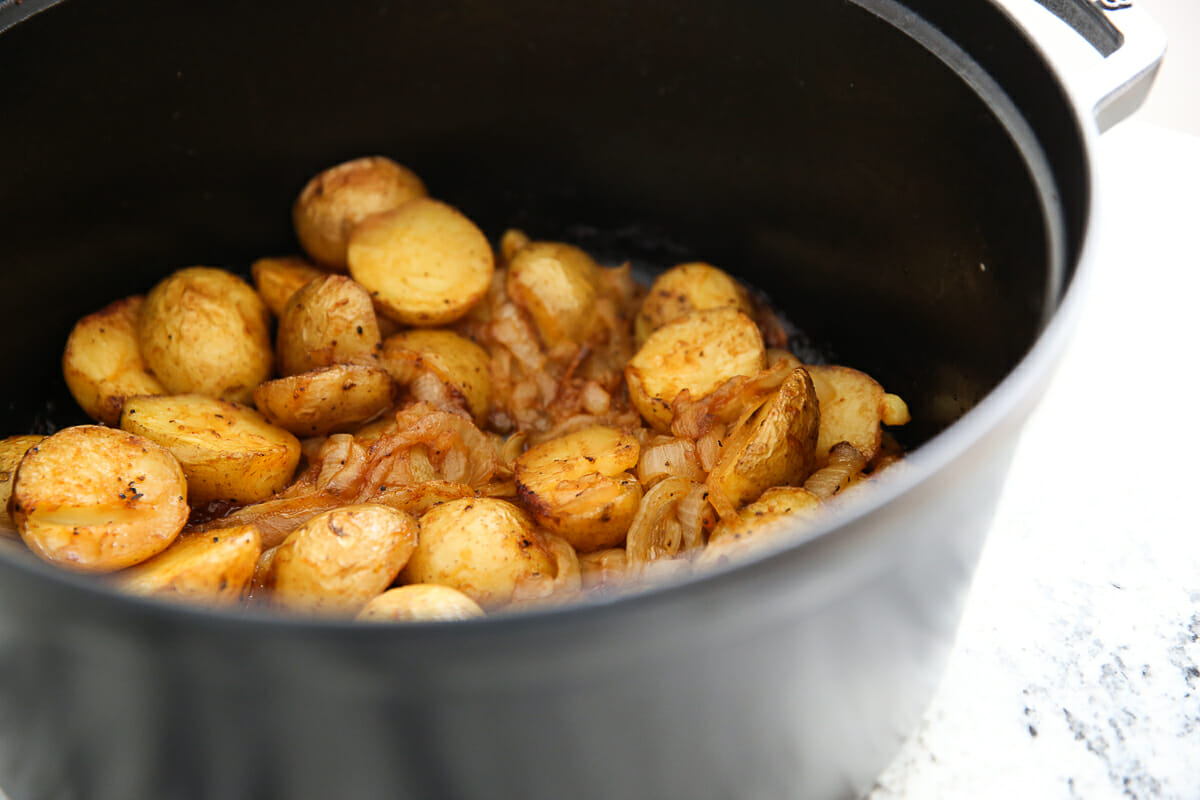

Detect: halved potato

[138,267,273,404]
[251,256,326,317]
[0,435,44,537]
[276,274,382,377]
[62,296,166,425]
[253,364,396,437]
[120,394,301,505]
[806,365,910,463]
[634,262,753,345]
[356,584,485,623]
[293,156,428,270]
[506,241,601,347]
[514,425,642,552]
[12,425,188,573]
[346,198,494,326]
[626,307,767,431]
[119,525,262,605]
[380,329,492,422]
[267,504,419,615]
[698,486,823,569]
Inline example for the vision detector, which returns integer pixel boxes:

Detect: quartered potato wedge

[253,364,396,437]
[119,525,262,605]
[634,262,753,345]
[276,274,382,377]
[251,256,327,317]
[698,486,824,568]
[380,329,492,423]
[806,364,910,463]
[506,241,601,347]
[0,435,44,537]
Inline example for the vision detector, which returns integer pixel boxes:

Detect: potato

[276,274,382,376]
[267,504,418,615]
[346,198,494,326]
[251,256,326,317]
[806,365,909,463]
[356,584,485,623]
[62,296,166,425]
[0,435,44,537]
[293,156,428,270]
[506,241,601,346]
[380,329,492,422]
[514,426,642,552]
[400,497,556,608]
[138,267,273,404]
[634,262,753,345]
[698,486,823,569]
[120,394,301,505]
[706,366,820,513]
[12,425,188,573]
[119,525,262,605]
[370,480,477,517]
[626,307,767,431]
[253,364,396,437]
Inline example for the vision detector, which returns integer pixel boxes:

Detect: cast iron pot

[0,1,1163,798]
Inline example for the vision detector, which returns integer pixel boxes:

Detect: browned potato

[706,366,820,514]
[119,525,262,605]
[62,296,166,425]
[138,267,273,404]
[699,486,823,569]
[380,329,492,422]
[275,274,382,377]
[12,426,188,573]
[267,504,419,615]
[0,435,44,537]
[806,365,910,463]
[634,262,753,345]
[293,156,428,270]
[400,497,556,608]
[356,584,485,623]
[514,426,642,552]
[253,364,396,437]
[346,198,494,326]
[626,307,767,431]
[120,394,301,505]
[251,256,326,317]
[506,241,601,346]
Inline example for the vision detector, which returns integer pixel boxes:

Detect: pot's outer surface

[0,1,1159,798]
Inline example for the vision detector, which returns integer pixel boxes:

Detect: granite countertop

[867,118,1200,799]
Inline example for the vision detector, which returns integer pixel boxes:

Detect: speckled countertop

[867,118,1200,799]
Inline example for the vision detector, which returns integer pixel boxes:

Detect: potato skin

[276,274,382,377]
[120,394,301,505]
[119,525,262,605]
[251,256,326,317]
[806,365,891,463]
[12,426,188,573]
[293,156,428,270]
[268,504,419,615]
[356,584,485,623]
[380,329,492,422]
[138,267,273,404]
[254,364,396,437]
[634,262,753,345]
[506,242,601,346]
[62,295,166,425]
[0,435,44,537]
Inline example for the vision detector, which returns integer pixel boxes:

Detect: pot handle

[993,0,1166,131]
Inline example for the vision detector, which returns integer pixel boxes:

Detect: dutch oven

[0,0,1164,798]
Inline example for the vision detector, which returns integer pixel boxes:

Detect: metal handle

[993,0,1166,131]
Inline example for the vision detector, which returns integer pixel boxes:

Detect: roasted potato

[12,426,188,573]
[250,256,326,317]
[138,267,273,404]
[293,156,428,270]
[506,241,601,347]
[346,198,494,326]
[356,584,485,623]
[0,435,44,537]
[400,497,557,608]
[276,274,382,377]
[253,364,396,437]
[120,394,302,505]
[380,329,492,423]
[62,295,166,426]
[267,504,419,615]
[514,425,642,552]
[806,364,910,463]
[634,262,753,345]
[698,486,823,569]
[626,307,767,431]
[119,525,262,605]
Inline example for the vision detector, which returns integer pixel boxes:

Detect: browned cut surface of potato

[276,274,382,376]
[356,584,485,623]
[120,394,301,505]
[626,307,767,431]
[514,425,642,552]
[267,504,418,615]
[138,267,273,404]
[706,366,820,512]
[12,426,188,573]
[119,524,262,605]
[699,486,823,569]
[380,329,492,423]
[634,262,753,345]
[401,497,556,608]
[0,435,44,537]
[254,364,396,437]
[251,256,326,317]
[293,156,428,270]
[346,198,494,326]
[806,364,902,463]
[62,296,166,425]
[506,241,601,346]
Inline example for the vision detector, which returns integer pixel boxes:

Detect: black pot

[0,1,1162,798]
